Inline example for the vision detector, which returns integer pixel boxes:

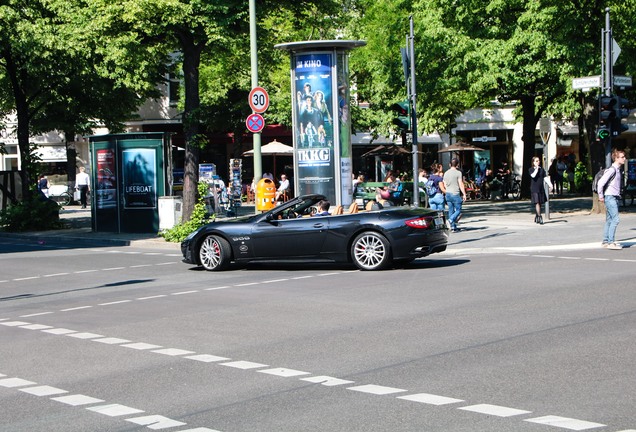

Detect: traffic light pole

[408,16,420,207]
[602,7,613,167]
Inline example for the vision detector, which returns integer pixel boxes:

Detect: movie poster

[96,149,117,209]
[293,53,336,199]
[122,148,157,209]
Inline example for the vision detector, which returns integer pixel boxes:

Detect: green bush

[161,182,214,243]
[574,162,592,193]
[0,195,63,232]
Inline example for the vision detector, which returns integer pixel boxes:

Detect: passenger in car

[312,200,331,216]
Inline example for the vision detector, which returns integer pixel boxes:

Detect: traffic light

[390,100,410,132]
[598,96,616,129]
[611,95,630,137]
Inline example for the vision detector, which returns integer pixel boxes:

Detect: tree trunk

[520,95,538,199]
[180,36,204,221]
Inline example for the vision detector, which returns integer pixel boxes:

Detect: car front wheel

[351,231,391,271]
[199,235,231,271]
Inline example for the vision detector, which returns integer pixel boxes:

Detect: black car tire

[351,231,391,271]
[199,235,232,271]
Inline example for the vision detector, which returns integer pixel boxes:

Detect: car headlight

[184,227,203,242]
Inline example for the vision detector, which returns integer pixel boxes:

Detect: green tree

[351,0,636,195]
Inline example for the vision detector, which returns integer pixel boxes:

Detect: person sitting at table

[275,174,290,201]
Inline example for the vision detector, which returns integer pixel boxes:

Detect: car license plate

[434,217,444,227]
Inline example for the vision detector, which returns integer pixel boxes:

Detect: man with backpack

[597,148,626,250]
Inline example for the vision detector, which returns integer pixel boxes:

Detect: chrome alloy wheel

[351,231,391,270]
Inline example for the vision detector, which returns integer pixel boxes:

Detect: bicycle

[507,175,521,200]
[48,185,73,207]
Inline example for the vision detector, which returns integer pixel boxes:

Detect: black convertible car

[181,194,449,271]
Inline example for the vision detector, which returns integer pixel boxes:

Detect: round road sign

[246,113,265,133]
[248,87,269,113]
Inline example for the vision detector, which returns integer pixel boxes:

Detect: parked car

[181,194,449,271]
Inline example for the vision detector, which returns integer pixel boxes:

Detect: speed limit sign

[248,87,269,113]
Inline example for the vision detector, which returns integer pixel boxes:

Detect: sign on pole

[614,75,633,88]
[572,75,601,90]
[248,87,269,113]
[246,113,265,133]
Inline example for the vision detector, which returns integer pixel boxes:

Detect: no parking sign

[245,113,265,133]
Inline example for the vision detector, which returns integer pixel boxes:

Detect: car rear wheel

[199,235,231,271]
[351,231,391,271]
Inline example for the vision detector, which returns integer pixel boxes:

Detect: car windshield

[268,196,323,220]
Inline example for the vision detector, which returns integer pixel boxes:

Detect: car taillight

[405,216,432,229]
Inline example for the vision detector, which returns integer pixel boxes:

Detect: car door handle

[313,223,325,228]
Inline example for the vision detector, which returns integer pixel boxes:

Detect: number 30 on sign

[248,87,269,113]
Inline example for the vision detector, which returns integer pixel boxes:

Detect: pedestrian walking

[427,163,446,211]
[529,156,548,224]
[75,166,91,208]
[598,149,626,250]
[443,158,466,232]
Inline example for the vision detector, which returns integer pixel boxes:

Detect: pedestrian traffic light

[596,127,610,141]
[611,95,630,137]
[390,100,410,132]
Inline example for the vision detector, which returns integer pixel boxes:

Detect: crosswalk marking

[347,384,406,395]
[459,403,531,417]
[397,393,464,405]
[524,415,606,430]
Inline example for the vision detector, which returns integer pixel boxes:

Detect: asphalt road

[1,235,635,432]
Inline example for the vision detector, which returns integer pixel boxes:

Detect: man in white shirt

[275,174,290,201]
[598,149,626,250]
[75,166,90,208]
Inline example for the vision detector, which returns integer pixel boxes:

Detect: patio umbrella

[362,144,411,157]
[437,142,485,167]
[243,140,293,176]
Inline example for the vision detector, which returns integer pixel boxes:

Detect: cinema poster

[96,149,117,209]
[122,148,157,209]
[293,53,336,199]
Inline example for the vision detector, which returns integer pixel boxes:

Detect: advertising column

[275,40,365,206]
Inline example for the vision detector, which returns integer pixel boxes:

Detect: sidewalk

[0,196,634,252]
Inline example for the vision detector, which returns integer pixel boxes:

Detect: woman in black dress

[529,156,548,224]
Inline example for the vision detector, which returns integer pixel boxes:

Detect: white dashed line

[235,282,259,287]
[60,306,92,312]
[347,384,407,396]
[19,312,53,318]
[171,290,199,295]
[185,354,230,363]
[74,269,98,274]
[102,267,125,271]
[0,321,30,327]
[151,348,195,356]
[93,337,131,345]
[51,394,105,406]
[261,279,289,284]
[19,385,68,396]
[557,256,581,260]
[155,262,177,266]
[122,342,163,350]
[0,377,37,388]
[14,276,39,281]
[43,273,70,277]
[19,324,53,330]
[99,300,132,306]
[86,403,145,417]
[137,295,167,300]
[524,415,606,430]
[204,286,230,291]
[42,328,76,335]
[220,361,268,370]
[125,415,186,429]
[130,264,153,268]
[300,376,354,386]
[397,393,464,405]
[458,403,531,417]
[258,368,311,378]
[66,332,103,339]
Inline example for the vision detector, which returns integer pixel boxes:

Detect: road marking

[102,267,125,271]
[185,354,230,363]
[51,394,105,406]
[171,290,199,295]
[93,337,131,345]
[524,415,606,430]
[42,328,76,335]
[74,269,98,274]
[137,295,167,300]
[347,384,407,395]
[130,264,153,268]
[86,403,145,417]
[557,256,581,260]
[0,377,36,388]
[20,385,68,396]
[19,324,53,330]
[220,360,268,370]
[258,368,311,378]
[14,276,39,281]
[0,321,30,326]
[397,393,464,405]
[67,332,103,339]
[60,306,92,311]
[122,342,163,350]
[99,300,131,306]
[300,376,354,386]
[155,262,177,266]
[151,348,195,356]
[235,282,259,286]
[43,273,70,277]
[262,279,289,284]
[204,286,230,291]
[458,403,531,417]
[19,312,53,317]
[532,255,555,258]
[125,415,186,429]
